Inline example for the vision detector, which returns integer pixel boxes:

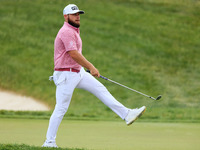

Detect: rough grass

[0,107,200,123]
[0,144,85,150]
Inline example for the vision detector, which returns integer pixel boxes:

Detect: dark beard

[68,18,80,28]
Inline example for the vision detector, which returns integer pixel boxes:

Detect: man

[42,4,146,148]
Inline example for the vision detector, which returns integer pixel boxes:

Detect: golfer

[42,4,146,148]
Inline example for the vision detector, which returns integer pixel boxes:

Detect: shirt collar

[64,22,80,33]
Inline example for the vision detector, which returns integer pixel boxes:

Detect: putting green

[0,118,199,150]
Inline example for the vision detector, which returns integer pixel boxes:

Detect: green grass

[0,107,200,123]
[0,118,200,150]
[0,0,200,121]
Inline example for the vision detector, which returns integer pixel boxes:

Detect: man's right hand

[90,67,100,78]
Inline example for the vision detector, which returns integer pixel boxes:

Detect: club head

[156,95,162,100]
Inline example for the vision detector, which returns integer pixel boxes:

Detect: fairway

[0,118,199,150]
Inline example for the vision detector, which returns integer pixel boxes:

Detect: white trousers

[46,68,129,142]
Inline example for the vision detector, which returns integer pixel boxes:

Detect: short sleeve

[60,30,77,52]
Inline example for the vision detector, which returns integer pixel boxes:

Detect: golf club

[86,70,162,101]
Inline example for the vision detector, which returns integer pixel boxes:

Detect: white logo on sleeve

[69,41,74,49]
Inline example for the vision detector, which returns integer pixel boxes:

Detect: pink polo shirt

[54,22,82,71]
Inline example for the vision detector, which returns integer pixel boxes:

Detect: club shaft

[86,70,157,100]
[100,75,156,100]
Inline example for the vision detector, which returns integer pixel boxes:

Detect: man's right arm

[68,50,100,77]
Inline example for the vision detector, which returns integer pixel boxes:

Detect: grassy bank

[0,0,199,121]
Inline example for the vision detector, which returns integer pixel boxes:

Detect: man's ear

[64,14,68,21]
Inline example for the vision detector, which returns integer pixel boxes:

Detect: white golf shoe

[125,106,146,125]
[42,140,58,148]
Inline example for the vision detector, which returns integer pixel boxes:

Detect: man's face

[68,13,80,28]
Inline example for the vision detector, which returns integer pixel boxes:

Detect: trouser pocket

[53,71,67,86]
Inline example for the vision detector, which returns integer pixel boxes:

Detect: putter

[86,70,162,101]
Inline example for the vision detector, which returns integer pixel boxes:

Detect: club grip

[86,70,108,80]
[100,75,108,80]
[86,70,90,73]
